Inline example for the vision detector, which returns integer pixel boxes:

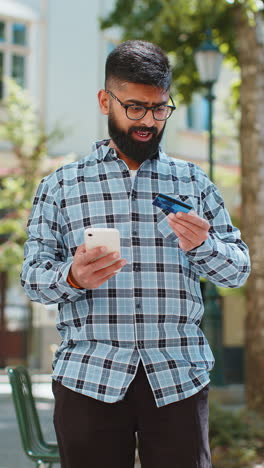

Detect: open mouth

[132,130,153,142]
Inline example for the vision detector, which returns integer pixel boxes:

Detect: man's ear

[98,89,109,115]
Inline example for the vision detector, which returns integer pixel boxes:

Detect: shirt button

[132,231,137,236]
[137,341,144,349]
[136,303,141,309]
[134,265,140,272]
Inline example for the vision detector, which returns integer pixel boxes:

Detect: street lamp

[195,31,224,386]
[194,29,223,182]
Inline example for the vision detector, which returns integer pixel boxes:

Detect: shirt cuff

[183,236,215,260]
[58,261,86,299]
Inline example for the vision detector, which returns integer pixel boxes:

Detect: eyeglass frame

[106,89,176,121]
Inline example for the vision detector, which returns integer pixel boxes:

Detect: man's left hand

[167,211,210,251]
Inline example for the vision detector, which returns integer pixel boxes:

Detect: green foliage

[209,402,264,467]
[0,176,30,271]
[0,79,64,273]
[100,0,264,103]
[0,79,63,184]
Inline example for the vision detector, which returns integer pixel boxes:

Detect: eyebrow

[124,98,168,106]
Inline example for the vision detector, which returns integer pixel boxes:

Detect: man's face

[101,83,169,165]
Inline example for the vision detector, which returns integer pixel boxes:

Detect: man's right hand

[69,244,127,289]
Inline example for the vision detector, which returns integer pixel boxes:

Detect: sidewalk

[0,372,141,468]
[0,371,54,399]
[0,381,59,468]
[0,370,247,468]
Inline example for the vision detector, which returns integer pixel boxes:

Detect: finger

[75,243,87,256]
[179,238,194,251]
[176,222,208,243]
[91,271,119,289]
[169,225,194,250]
[88,251,123,272]
[92,258,127,278]
[171,229,200,251]
[76,245,108,265]
[168,211,210,230]
[177,211,210,230]
[168,215,209,238]
[169,224,194,243]
[167,216,202,241]
[168,221,208,248]
[168,217,200,238]
[177,225,200,243]
[169,219,208,242]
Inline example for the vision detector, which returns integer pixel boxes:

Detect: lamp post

[195,30,225,386]
[194,29,223,182]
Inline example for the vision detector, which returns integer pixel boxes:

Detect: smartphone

[84,228,121,269]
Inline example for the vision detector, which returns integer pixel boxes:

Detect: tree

[0,79,67,366]
[0,79,65,272]
[100,0,264,413]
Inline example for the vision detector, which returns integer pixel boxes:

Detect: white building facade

[0,0,120,163]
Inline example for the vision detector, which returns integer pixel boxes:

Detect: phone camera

[88,233,93,237]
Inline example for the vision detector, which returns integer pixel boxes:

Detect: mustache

[128,126,158,135]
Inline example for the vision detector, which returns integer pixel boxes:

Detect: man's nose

[138,109,155,127]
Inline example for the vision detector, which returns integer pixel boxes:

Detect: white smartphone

[84,228,121,269]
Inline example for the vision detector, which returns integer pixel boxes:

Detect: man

[21,40,250,468]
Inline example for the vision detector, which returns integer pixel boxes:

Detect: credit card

[152,193,192,214]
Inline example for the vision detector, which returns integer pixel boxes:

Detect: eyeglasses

[106,90,176,121]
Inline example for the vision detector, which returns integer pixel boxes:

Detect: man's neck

[109,139,140,170]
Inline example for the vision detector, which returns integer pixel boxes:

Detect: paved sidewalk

[0,373,141,467]
[0,372,54,399]
[0,391,59,468]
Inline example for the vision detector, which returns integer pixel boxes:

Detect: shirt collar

[91,139,164,163]
[91,139,116,161]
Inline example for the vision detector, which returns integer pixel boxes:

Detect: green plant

[209,402,264,467]
[0,79,66,272]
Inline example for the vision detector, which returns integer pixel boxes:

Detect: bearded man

[21,40,250,468]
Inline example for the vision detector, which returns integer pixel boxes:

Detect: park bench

[7,366,60,468]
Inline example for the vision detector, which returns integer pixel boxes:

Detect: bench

[7,366,60,468]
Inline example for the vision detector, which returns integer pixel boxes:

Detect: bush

[209,402,264,468]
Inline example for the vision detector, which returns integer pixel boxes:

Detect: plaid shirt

[21,140,250,407]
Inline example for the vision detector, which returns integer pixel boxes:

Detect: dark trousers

[53,361,211,468]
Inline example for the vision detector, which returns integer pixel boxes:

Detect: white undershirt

[130,170,137,184]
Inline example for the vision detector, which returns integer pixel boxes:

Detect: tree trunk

[235,7,264,413]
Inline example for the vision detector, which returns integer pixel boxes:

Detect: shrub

[209,402,264,468]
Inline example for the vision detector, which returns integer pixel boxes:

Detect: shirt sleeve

[21,177,87,304]
[184,176,251,288]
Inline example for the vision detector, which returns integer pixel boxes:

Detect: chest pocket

[156,211,178,243]
[156,194,195,243]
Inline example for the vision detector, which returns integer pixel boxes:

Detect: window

[12,23,27,46]
[186,95,209,132]
[0,21,5,42]
[12,54,25,87]
[0,18,29,100]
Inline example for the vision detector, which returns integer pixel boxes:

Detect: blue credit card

[153,193,192,214]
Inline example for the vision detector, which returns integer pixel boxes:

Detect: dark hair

[105,40,172,91]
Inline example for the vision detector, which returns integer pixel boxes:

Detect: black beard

[108,112,166,164]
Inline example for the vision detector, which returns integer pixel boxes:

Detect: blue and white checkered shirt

[21,140,250,407]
